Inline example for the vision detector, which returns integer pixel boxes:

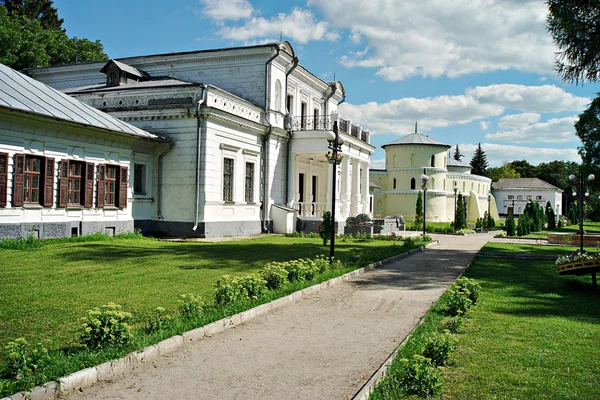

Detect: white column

[361,161,370,214]
[287,154,296,207]
[340,157,351,218]
[351,159,361,216]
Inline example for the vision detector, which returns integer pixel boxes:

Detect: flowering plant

[555,250,599,266]
[325,151,343,161]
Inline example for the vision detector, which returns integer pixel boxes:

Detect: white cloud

[459,143,581,167]
[540,76,548,82]
[498,113,541,130]
[200,0,253,21]
[371,159,386,169]
[216,8,339,44]
[339,84,589,135]
[485,116,578,144]
[310,0,555,80]
[480,121,489,130]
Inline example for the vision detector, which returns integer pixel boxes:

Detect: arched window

[393,178,397,189]
[411,154,416,166]
[411,177,416,190]
[274,80,282,111]
[431,155,435,167]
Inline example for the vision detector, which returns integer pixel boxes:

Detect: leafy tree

[0,5,107,71]
[575,96,600,171]
[507,160,536,178]
[453,144,463,161]
[319,211,332,246]
[489,162,520,182]
[506,211,516,236]
[470,143,489,178]
[1,0,63,30]
[547,0,600,84]
[414,191,423,230]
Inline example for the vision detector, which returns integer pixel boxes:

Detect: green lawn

[0,235,414,352]
[481,242,584,255]
[443,245,600,399]
[521,222,600,239]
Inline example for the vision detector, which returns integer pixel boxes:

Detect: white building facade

[492,178,563,217]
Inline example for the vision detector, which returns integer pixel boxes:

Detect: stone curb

[6,241,437,400]
[352,257,470,400]
[479,252,557,260]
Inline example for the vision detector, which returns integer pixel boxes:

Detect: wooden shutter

[97,164,105,208]
[0,153,7,207]
[43,157,55,207]
[118,166,128,209]
[12,154,25,207]
[84,162,94,208]
[58,160,69,208]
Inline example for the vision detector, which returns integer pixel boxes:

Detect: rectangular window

[134,163,146,194]
[223,158,234,202]
[286,95,293,116]
[24,155,42,203]
[517,195,523,200]
[105,165,118,206]
[508,195,514,200]
[245,162,254,203]
[536,195,542,200]
[67,162,83,205]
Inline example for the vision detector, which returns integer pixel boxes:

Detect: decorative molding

[86,92,197,110]
[206,91,262,124]
[220,143,241,152]
[243,149,260,157]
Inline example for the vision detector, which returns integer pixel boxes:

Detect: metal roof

[100,60,148,79]
[0,63,164,141]
[382,133,450,148]
[492,178,563,193]
[63,77,198,94]
[447,157,471,168]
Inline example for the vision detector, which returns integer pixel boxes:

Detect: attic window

[107,68,119,86]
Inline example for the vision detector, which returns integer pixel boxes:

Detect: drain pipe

[324,82,336,117]
[284,56,299,205]
[261,46,281,233]
[338,92,346,106]
[193,85,208,231]
[157,137,175,220]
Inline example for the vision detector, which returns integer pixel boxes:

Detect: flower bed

[555,250,600,275]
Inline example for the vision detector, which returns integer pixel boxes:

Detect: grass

[371,243,600,399]
[480,242,584,256]
[521,222,600,239]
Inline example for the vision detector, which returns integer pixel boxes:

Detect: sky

[53,0,600,169]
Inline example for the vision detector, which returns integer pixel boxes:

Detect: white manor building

[492,178,563,217]
[370,131,499,223]
[0,41,374,239]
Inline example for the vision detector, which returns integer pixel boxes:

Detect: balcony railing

[296,202,329,218]
[290,115,370,144]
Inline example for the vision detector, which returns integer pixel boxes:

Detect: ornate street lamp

[453,182,458,232]
[421,169,429,235]
[326,122,344,263]
[569,168,595,253]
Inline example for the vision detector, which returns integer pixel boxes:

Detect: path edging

[4,241,438,400]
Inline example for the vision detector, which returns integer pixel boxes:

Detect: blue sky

[54,0,599,168]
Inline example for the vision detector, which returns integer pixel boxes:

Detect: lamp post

[453,183,458,232]
[326,122,343,263]
[421,169,429,235]
[569,167,595,253]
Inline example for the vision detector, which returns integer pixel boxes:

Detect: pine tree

[453,144,463,161]
[414,191,423,231]
[546,201,556,229]
[568,202,579,225]
[470,143,489,177]
[506,211,516,236]
[456,194,466,229]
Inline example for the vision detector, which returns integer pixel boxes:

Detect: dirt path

[67,233,494,400]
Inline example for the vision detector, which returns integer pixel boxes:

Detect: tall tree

[414,191,423,230]
[488,162,520,182]
[507,160,535,178]
[547,0,600,84]
[1,0,63,30]
[453,144,463,161]
[470,143,489,177]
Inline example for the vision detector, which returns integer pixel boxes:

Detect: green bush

[392,354,443,397]
[178,294,204,318]
[3,338,49,381]
[444,288,473,316]
[284,260,310,282]
[313,255,330,273]
[144,307,173,333]
[423,331,457,366]
[239,274,268,299]
[79,303,133,350]
[214,275,247,305]
[454,277,481,305]
[439,315,463,334]
[260,264,289,290]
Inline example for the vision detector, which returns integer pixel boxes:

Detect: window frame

[245,162,255,203]
[223,157,234,203]
[133,163,147,195]
[24,155,43,204]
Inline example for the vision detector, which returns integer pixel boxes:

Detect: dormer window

[100,59,149,88]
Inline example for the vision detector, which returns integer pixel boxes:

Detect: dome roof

[382,132,450,149]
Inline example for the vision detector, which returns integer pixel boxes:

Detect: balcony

[291,115,370,144]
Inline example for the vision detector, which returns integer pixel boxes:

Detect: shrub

[284,260,309,282]
[4,338,49,381]
[444,288,473,316]
[261,264,289,290]
[420,234,433,242]
[319,211,333,246]
[214,275,247,305]
[178,294,204,318]
[239,274,268,299]
[403,237,416,247]
[423,331,457,366]
[392,354,443,397]
[144,307,173,333]
[313,255,330,273]
[439,315,463,334]
[454,277,481,305]
[79,303,132,350]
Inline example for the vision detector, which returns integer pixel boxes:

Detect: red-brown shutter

[0,153,8,207]
[118,166,128,209]
[97,164,105,208]
[12,154,25,207]
[58,160,69,208]
[84,162,94,208]
[43,157,55,207]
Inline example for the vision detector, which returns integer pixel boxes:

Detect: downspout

[324,83,336,117]
[193,85,208,231]
[157,137,175,220]
[284,56,299,205]
[261,46,281,233]
[338,93,346,106]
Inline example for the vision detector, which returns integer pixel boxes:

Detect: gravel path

[67,232,494,400]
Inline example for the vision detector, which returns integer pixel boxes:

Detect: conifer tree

[546,201,556,229]
[506,211,516,236]
[414,191,423,231]
[568,202,579,225]
[470,143,489,177]
[453,144,463,161]
[455,194,466,229]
